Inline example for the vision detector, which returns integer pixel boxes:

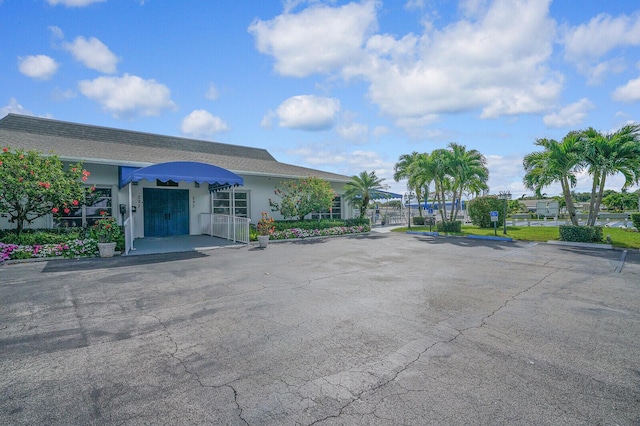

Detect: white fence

[200,213,251,244]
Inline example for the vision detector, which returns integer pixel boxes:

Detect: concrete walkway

[128,234,243,255]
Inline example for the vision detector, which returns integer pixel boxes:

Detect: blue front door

[143,188,189,237]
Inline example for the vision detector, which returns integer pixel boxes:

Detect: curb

[406,231,440,236]
[546,240,613,250]
[467,235,513,242]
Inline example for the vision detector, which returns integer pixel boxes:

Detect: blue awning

[119,161,243,190]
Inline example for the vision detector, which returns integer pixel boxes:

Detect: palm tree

[343,171,385,219]
[445,143,489,221]
[523,133,582,226]
[580,124,640,226]
[409,152,435,214]
[394,152,425,216]
[429,148,454,221]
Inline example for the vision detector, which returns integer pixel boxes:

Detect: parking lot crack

[145,313,249,425]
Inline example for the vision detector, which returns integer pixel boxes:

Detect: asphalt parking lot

[1,233,639,425]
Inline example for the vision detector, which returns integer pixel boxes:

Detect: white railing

[124,216,132,255]
[200,213,251,244]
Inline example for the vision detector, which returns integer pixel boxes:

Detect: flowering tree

[0,147,93,236]
[269,176,336,220]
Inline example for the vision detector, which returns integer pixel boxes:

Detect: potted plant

[91,211,122,257]
[256,212,275,248]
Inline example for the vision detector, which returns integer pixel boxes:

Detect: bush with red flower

[90,211,122,243]
[0,147,94,237]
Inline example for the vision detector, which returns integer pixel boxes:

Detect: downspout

[232,186,236,242]
[128,182,134,253]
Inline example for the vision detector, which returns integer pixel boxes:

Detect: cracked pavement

[1,233,639,425]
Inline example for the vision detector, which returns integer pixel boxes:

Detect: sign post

[490,211,499,236]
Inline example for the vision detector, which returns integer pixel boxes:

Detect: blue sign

[490,211,499,222]
[428,208,433,214]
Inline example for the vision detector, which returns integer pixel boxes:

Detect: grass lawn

[391,225,640,250]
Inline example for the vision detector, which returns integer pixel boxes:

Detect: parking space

[1,233,639,425]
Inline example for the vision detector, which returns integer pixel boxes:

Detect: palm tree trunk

[587,171,600,226]
[591,174,607,226]
[438,186,447,221]
[561,177,579,226]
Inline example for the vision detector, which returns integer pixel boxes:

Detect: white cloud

[181,110,229,138]
[543,98,594,128]
[17,55,59,80]
[48,25,64,39]
[52,88,77,101]
[288,147,349,166]
[563,12,640,63]
[248,1,378,77]
[612,75,640,103]
[336,121,368,143]
[205,83,219,100]
[562,12,640,81]
[253,0,562,127]
[486,153,529,197]
[46,0,106,7]
[371,125,388,137]
[78,74,176,119]
[64,36,119,73]
[362,0,561,119]
[276,95,341,131]
[404,0,425,11]
[260,110,275,129]
[1,98,34,118]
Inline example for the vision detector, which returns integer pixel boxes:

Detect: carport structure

[119,161,245,254]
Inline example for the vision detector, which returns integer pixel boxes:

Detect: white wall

[1,159,353,235]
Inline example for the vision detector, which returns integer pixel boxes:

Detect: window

[311,196,342,220]
[56,187,113,228]
[212,191,248,217]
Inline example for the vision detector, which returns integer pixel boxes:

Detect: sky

[1,0,639,198]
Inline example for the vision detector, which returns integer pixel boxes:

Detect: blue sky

[2,0,639,197]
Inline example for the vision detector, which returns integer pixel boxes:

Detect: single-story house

[0,114,354,250]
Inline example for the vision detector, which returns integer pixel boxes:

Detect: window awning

[119,161,244,190]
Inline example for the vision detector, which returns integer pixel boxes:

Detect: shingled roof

[0,114,351,182]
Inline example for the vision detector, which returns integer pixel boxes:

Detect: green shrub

[436,220,462,233]
[344,218,370,227]
[412,216,425,226]
[273,219,346,231]
[468,196,505,228]
[559,225,603,243]
[631,213,640,230]
[0,228,83,245]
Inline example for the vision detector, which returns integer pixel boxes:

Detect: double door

[143,188,189,237]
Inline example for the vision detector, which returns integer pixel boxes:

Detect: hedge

[436,220,462,233]
[559,225,603,243]
[631,213,640,230]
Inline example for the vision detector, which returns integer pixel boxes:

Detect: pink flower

[52,207,59,213]
[72,199,79,206]
[64,208,70,214]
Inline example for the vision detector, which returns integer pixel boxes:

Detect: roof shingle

[0,114,351,183]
